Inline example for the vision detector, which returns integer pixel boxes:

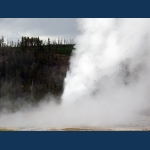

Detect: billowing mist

[1,18,150,129]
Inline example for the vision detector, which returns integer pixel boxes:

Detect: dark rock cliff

[0,44,74,102]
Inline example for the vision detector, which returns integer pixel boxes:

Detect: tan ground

[1,127,150,131]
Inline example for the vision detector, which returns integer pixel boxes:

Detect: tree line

[0,36,74,102]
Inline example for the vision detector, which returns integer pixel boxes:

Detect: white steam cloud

[1,18,150,129]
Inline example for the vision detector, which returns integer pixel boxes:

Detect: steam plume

[62,18,150,126]
[1,18,150,129]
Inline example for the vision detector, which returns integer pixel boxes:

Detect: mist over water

[1,18,150,129]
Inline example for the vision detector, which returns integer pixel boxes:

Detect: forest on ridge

[0,36,74,104]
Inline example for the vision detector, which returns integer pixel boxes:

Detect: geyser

[62,18,150,126]
[1,18,150,129]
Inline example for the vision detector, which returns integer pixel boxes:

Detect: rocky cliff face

[48,54,70,94]
[0,45,74,102]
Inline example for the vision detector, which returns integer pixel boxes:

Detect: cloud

[0,18,79,41]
